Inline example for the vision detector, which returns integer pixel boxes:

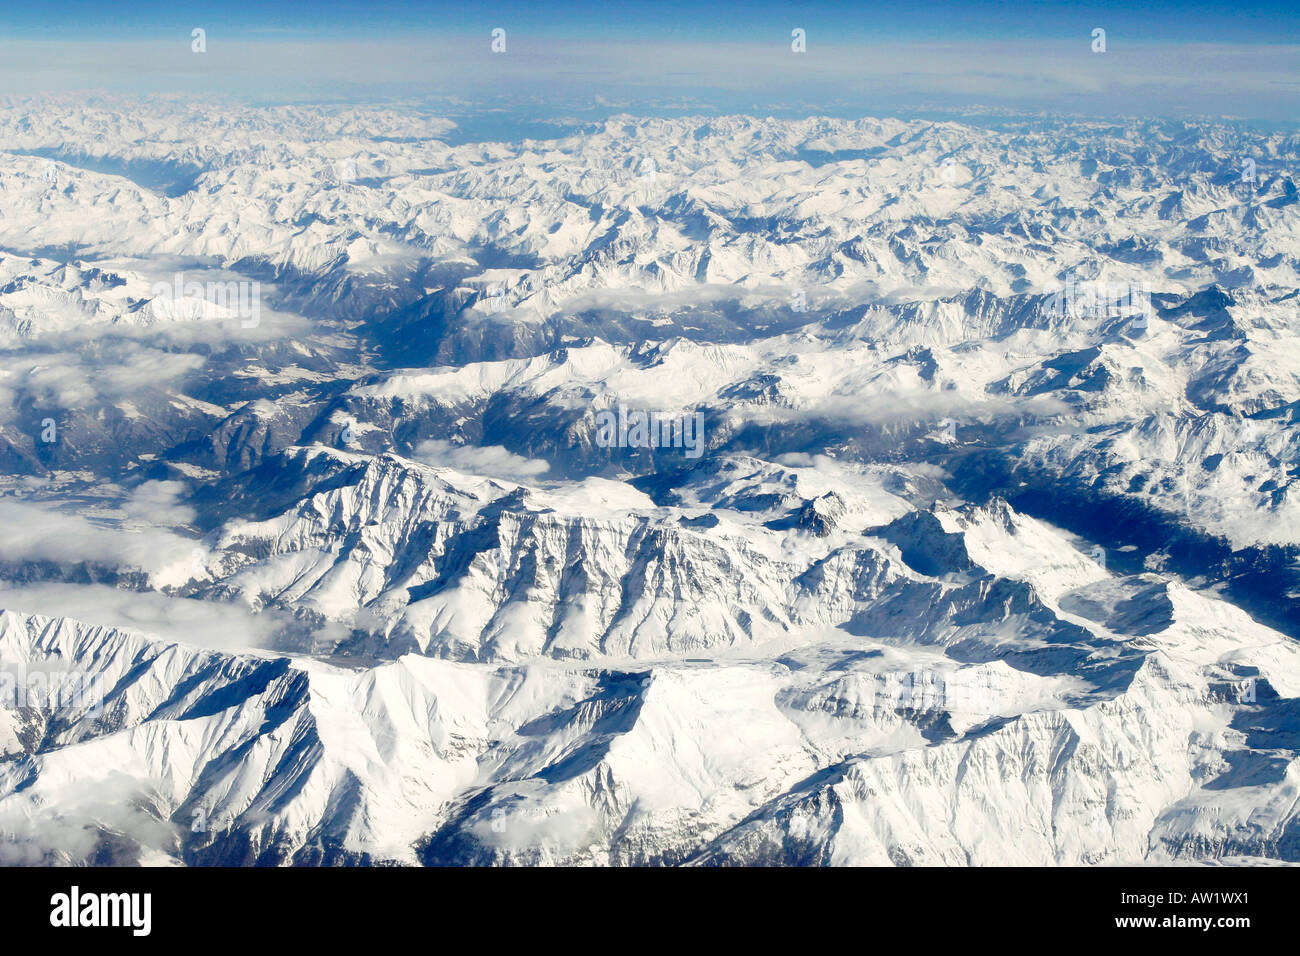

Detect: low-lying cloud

[413,439,551,482]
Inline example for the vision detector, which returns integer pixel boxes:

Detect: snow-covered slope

[3,507,1297,866]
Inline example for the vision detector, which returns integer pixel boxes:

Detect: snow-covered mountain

[1,97,1298,865]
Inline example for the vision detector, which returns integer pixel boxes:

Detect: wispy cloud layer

[0,37,1294,120]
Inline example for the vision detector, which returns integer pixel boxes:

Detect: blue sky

[1,1,1296,120]
[4,1,1297,43]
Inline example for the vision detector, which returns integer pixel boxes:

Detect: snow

[0,100,1298,865]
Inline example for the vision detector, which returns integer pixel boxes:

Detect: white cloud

[0,580,346,653]
[123,480,196,526]
[0,498,200,575]
[0,772,177,866]
[413,440,551,482]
